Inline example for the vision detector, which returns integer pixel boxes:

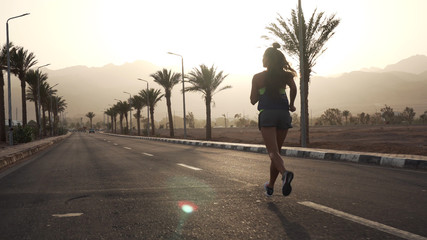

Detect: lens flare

[178,201,198,214]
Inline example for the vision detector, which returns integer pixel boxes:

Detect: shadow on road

[268,202,311,240]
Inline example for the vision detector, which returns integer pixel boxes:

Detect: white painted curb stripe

[299,201,427,240]
[381,157,405,168]
[177,163,202,171]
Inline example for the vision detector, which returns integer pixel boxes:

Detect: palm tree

[342,110,350,125]
[40,82,57,136]
[0,42,15,142]
[151,68,181,137]
[139,88,163,136]
[131,95,145,136]
[104,108,115,132]
[52,96,66,134]
[116,102,125,134]
[185,64,231,140]
[86,112,95,129]
[111,106,119,133]
[186,112,195,128]
[116,101,130,134]
[264,6,340,144]
[106,105,119,133]
[25,69,47,133]
[10,47,38,126]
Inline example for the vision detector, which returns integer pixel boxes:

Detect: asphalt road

[0,132,426,240]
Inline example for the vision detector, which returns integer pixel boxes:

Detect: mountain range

[8,55,427,123]
[309,55,427,117]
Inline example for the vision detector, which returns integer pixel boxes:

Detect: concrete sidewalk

[0,132,71,170]
[102,133,427,170]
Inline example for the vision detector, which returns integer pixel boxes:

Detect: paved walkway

[1,132,426,171]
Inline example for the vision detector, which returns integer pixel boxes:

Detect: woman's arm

[288,77,297,112]
[250,76,259,105]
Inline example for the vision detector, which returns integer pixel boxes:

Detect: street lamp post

[37,63,50,139]
[123,91,132,134]
[167,52,187,138]
[137,78,150,136]
[6,13,30,145]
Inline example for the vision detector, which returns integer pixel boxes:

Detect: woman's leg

[276,128,289,150]
[261,127,287,188]
[267,128,289,186]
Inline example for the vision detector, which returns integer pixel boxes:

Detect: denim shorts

[258,109,293,130]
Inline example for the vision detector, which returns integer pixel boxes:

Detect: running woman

[250,43,297,196]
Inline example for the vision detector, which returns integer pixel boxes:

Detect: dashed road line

[143,153,154,157]
[52,213,84,218]
[177,163,202,171]
[298,201,427,240]
[124,147,132,150]
[113,143,118,146]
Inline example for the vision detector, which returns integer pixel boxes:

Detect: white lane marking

[113,143,118,146]
[52,213,84,218]
[124,147,132,150]
[107,141,111,143]
[299,201,427,240]
[177,163,202,171]
[143,153,153,157]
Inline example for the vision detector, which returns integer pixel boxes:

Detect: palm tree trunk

[300,66,311,144]
[48,109,52,136]
[110,115,114,133]
[34,101,39,134]
[20,79,27,126]
[166,94,174,137]
[53,113,58,135]
[114,116,117,133]
[125,115,129,135]
[0,72,6,142]
[136,110,141,136]
[113,116,116,133]
[205,96,212,140]
[150,108,155,136]
[42,106,47,136]
[119,115,123,134]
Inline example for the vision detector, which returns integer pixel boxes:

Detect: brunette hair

[263,43,295,99]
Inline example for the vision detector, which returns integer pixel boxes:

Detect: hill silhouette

[309,70,427,116]
[383,55,427,74]
[17,54,425,123]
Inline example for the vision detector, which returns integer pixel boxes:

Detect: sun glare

[178,201,198,214]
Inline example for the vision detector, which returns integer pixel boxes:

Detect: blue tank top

[257,87,289,112]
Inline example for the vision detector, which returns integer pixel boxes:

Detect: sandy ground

[155,124,427,156]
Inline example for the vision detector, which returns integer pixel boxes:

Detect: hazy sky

[2,0,426,76]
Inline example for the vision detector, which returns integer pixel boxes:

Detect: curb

[0,133,72,170]
[102,133,427,170]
